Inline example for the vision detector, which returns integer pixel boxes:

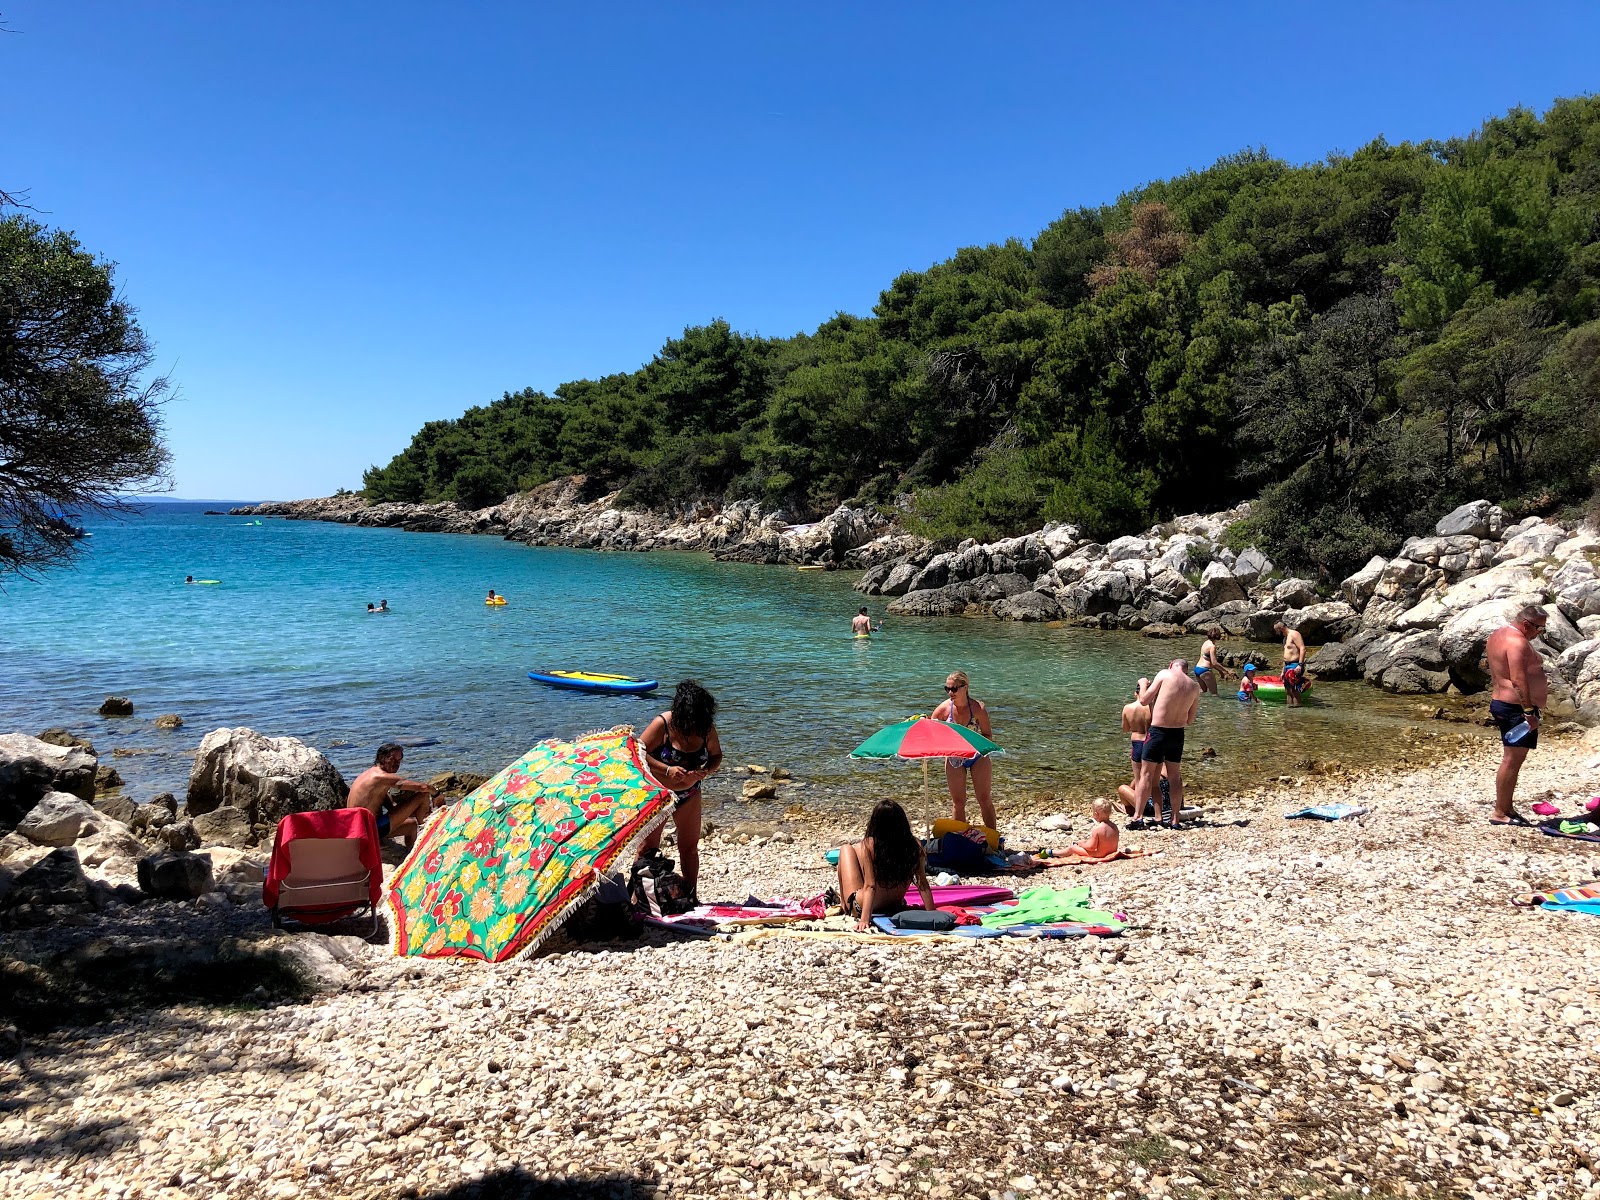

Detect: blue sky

[4,2,1598,499]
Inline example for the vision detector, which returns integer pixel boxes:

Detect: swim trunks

[1142,725,1186,763]
[1283,662,1304,690]
[1130,738,1146,763]
[1489,699,1538,751]
[376,806,392,838]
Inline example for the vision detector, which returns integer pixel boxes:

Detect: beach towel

[1537,818,1600,843]
[1035,847,1161,868]
[1528,883,1600,916]
[648,894,827,930]
[1285,804,1369,821]
[870,909,1122,939]
[906,883,1016,906]
[978,885,1123,930]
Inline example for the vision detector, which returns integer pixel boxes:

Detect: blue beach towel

[869,916,1122,939]
[1285,804,1369,821]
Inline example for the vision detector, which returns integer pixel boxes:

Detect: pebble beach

[4,725,1598,1200]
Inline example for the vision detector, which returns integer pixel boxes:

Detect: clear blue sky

[4,2,1598,499]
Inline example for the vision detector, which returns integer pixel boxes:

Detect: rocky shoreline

[234,486,1600,724]
[3,721,1598,1199]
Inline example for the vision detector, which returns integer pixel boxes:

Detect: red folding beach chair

[263,808,384,935]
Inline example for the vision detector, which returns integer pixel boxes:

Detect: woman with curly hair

[635,679,722,898]
[835,799,935,932]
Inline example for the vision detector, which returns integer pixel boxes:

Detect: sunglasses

[944,684,965,692]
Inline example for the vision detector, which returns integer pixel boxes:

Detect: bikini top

[944,696,981,731]
[653,714,711,771]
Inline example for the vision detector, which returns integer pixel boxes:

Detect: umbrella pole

[922,758,930,833]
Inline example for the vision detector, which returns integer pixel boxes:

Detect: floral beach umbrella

[389,725,671,962]
[849,717,1004,825]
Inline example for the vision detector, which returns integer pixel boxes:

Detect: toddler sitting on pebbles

[1044,799,1120,860]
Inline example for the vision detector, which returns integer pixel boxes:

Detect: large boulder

[1341,556,1388,609]
[137,852,213,901]
[186,728,348,829]
[905,554,953,594]
[1494,521,1566,564]
[0,848,90,914]
[1364,631,1451,694]
[1105,535,1153,563]
[1438,599,1529,693]
[0,734,98,830]
[1272,578,1319,610]
[1154,535,1209,576]
[1372,558,1433,608]
[993,591,1061,622]
[16,792,103,847]
[879,562,920,597]
[98,696,135,717]
[853,562,894,595]
[887,584,975,618]
[1551,557,1600,622]
[1066,570,1135,616]
[1307,641,1359,680]
[1435,500,1494,539]
[972,573,1033,602]
[190,805,256,849]
[1245,607,1287,643]
[1283,601,1360,645]
[1198,562,1246,607]
[1184,600,1257,637]
[1232,547,1273,587]
[37,728,96,755]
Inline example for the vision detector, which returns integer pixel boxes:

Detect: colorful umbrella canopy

[849,716,1004,761]
[388,725,670,962]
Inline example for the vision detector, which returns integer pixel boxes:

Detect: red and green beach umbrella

[849,717,1004,825]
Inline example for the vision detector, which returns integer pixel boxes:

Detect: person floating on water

[346,742,437,847]
[634,679,723,902]
[185,575,195,584]
[1486,604,1550,826]
[933,671,998,831]
[367,603,376,613]
[486,589,499,602]
[834,799,936,932]
[851,607,877,636]
[1273,620,1307,706]
[1136,659,1200,830]
[378,599,389,612]
[1194,626,1233,696]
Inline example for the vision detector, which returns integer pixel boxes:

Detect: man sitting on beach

[1486,604,1549,826]
[1194,626,1232,695]
[1136,660,1200,829]
[347,742,437,846]
[1274,621,1307,706]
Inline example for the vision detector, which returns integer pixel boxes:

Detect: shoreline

[3,729,1597,1198]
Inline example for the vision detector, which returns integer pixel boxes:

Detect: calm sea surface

[0,504,1429,819]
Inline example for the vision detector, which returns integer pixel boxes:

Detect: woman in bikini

[932,671,998,830]
[634,679,722,900]
[835,799,935,932]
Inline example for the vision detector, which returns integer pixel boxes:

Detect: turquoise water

[0,504,1423,817]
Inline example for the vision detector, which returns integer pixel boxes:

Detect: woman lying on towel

[836,800,936,932]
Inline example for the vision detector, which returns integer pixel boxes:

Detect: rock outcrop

[186,728,348,829]
[0,734,98,831]
[233,477,891,567]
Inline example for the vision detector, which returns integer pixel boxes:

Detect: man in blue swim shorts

[347,742,437,847]
[1486,605,1549,825]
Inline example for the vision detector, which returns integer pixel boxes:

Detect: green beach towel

[978,884,1122,930]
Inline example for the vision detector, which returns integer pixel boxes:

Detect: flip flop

[1489,812,1533,827]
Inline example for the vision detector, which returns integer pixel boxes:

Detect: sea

[0,502,1433,819]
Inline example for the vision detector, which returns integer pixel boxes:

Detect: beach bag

[924,829,990,873]
[894,909,956,932]
[570,869,641,940]
[629,851,694,917]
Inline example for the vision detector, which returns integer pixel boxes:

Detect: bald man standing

[1136,660,1201,830]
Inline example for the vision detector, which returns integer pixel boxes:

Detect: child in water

[1237,663,1259,702]
[1044,799,1120,860]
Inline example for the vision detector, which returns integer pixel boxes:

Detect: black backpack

[568,869,641,941]
[629,850,695,917]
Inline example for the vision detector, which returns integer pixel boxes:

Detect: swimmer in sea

[367,603,376,613]
[1194,626,1233,696]
[1237,662,1259,701]
[486,589,499,602]
[932,671,998,831]
[852,607,874,636]
[377,599,389,612]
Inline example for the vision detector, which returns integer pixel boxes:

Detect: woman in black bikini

[835,800,935,932]
[932,670,998,830]
[635,679,722,899]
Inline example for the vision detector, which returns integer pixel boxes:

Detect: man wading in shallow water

[1136,660,1200,829]
[1486,605,1549,826]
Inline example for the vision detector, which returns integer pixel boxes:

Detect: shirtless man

[1116,678,1155,821]
[1486,605,1550,825]
[852,607,874,636]
[347,742,436,846]
[1194,626,1233,696]
[1136,660,1201,829]
[1273,621,1307,707]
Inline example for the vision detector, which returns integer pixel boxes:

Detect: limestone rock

[1198,562,1246,607]
[1272,578,1319,610]
[95,764,123,793]
[1,847,90,912]
[879,562,919,597]
[993,591,1061,622]
[1283,602,1360,645]
[1366,631,1451,694]
[16,792,102,847]
[1341,555,1388,609]
[92,793,137,825]
[186,727,348,828]
[972,572,1032,601]
[0,733,98,828]
[1435,499,1493,538]
[190,805,256,849]
[740,779,779,801]
[1494,520,1565,564]
[1439,599,1532,693]
[1105,535,1153,563]
[887,584,974,618]
[37,728,96,755]
[1232,546,1272,586]
[137,852,213,901]
[77,825,147,870]
[154,713,184,730]
[1307,641,1358,680]
[98,696,135,717]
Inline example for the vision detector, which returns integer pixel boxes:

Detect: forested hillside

[363,98,1600,579]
